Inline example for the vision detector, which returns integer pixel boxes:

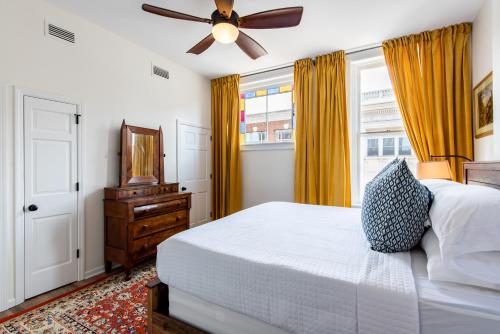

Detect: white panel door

[178,123,211,227]
[24,96,79,299]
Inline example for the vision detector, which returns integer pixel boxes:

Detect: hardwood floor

[0,267,121,319]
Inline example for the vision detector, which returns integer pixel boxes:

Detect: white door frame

[0,84,11,311]
[176,119,212,225]
[13,87,85,305]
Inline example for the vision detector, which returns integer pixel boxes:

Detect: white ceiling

[46,0,484,79]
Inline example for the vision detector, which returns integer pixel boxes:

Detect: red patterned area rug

[0,263,156,334]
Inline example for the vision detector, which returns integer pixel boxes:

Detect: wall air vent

[152,65,170,80]
[46,23,75,44]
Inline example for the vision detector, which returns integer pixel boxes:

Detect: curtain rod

[240,44,382,78]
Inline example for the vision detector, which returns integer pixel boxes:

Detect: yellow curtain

[315,51,351,207]
[383,23,473,181]
[294,58,318,204]
[211,74,242,218]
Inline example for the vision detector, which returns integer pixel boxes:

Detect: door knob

[27,204,38,212]
[181,186,187,191]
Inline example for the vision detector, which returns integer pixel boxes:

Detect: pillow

[362,159,433,253]
[421,228,500,290]
[420,179,500,259]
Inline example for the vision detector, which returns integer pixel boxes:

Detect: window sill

[240,142,295,151]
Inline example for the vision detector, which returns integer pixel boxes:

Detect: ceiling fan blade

[239,7,303,29]
[187,34,216,55]
[235,31,267,60]
[214,0,234,19]
[142,4,212,24]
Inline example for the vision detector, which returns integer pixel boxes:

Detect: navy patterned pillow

[361,159,433,253]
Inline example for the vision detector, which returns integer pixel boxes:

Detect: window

[382,138,395,156]
[398,137,412,155]
[245,131,267,143]
[367,138,379,156]
[240,84,294,144]
[275,129,293,142]
[350,53,418,204]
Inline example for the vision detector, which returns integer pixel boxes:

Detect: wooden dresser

[104,121,191,279]
[104,183,191,279]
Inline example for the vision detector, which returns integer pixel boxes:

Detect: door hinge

[210,173,212,179]
[210,211,212,217]
[210,136,212,141]
[76,249,80,258]
[75,114,81,124]
[76,182,80,191]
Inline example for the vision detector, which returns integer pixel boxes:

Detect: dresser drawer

[131,224,187,260]
[134,199,187,219]
[131,210,188,240]
[158,184,178,194]
[113,187,156,199]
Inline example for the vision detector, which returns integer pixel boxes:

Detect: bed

[146,161,500,334]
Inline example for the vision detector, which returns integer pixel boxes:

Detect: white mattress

[167,250,500,334]
[412,249,500,334]
[157,202,419,334]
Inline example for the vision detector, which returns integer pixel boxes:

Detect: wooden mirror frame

[119,120,165,187]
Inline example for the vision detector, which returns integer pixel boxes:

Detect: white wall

[239,68,295,209]
[473,0,500,160]
[241,147,295,208]
[493,0,500,160]
[0,0,210,309]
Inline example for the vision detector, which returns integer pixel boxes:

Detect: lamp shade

[416,161,452,180]
[212,23,239,44]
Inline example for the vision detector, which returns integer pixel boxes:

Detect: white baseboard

[0,298,16,313]
[84,265,104,279]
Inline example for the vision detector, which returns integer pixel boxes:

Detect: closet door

[177,122,211,227]
[24,96,79,299]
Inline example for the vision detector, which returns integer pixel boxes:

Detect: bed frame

[146,161,500,334]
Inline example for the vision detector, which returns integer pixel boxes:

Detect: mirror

[132,133,155,177]
[119,120,164,187]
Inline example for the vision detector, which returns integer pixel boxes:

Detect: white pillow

[420,179,500,259]
[421,228,500,290]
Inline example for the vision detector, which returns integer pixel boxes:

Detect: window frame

[239,69,295,151]
[348,49,386,205]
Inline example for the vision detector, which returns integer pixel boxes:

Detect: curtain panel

[211,74,242,218]
[294,52,351,207]
[315,51,351,207]
[294,58,318,204]
[383,23,473,181]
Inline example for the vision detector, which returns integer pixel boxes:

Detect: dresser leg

[105,260,112,274]
[125,268,131,280]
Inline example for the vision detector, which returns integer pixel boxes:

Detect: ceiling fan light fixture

[212,22,239,44]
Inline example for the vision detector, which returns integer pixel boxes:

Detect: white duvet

[157,202,419,334]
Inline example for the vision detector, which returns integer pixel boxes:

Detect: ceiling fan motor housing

[211,10,239,28]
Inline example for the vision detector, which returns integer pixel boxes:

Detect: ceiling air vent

[152,65,169,80]
[46,23,75,44]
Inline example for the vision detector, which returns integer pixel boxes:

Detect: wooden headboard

[463,161,500,190]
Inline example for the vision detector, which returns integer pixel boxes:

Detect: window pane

[398,137,412,155]
[241,85,294,144]
[268,92,292,112]
[382,138,395,156]
[245,96,266,115]
[358,63,418,201]
[367,138,379,156]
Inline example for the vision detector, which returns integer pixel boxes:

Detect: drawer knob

[142,244,149,250]
[176,216,181,221]
[142,224,149,230]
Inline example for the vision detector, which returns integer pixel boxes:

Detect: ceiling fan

[142,1,303,60]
